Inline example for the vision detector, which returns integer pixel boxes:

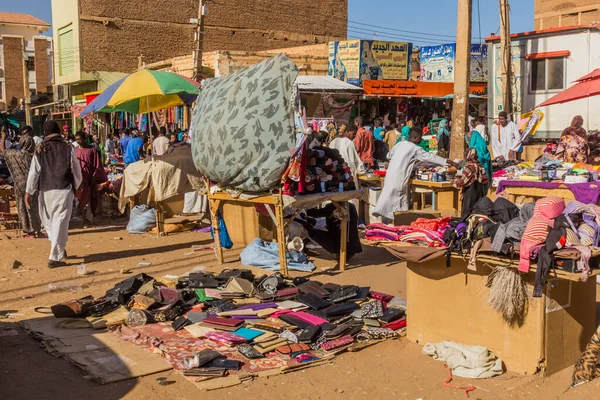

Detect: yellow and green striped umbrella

[81,69,200,116]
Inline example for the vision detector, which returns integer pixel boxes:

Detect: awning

[363,80,487,98]
[295,76,362,94]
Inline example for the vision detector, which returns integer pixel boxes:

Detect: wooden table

[409,179,460,214]
[503,185,575,204]
[207,190,362,276]
[404,253,598,376]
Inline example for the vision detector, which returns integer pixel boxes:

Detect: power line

[347,28,443,45]
[348,20,457,39]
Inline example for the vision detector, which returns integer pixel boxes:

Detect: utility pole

[450,0,472,160]
[193,0,207,81]
[499,0,512,116]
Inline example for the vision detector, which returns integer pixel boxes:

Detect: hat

[62,125,69,130]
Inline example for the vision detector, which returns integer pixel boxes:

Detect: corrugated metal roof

[295,76,362,92]
[0,12,50,27]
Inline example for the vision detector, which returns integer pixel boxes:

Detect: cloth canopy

[118,146,204,212]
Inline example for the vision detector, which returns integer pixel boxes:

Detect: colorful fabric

[373,127,384,141]
[409,217,451,232]
[454,149,488,190]
[519,197,565,272]
[469,131,492,180]
[205,331,248,347]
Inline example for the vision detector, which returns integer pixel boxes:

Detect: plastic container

[126,309,148,328]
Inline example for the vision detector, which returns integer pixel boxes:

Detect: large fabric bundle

[190,54,299,192]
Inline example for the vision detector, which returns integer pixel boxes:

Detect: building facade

[535,0,600,29]
[487,25,600,139]
[51,0,347,96]
[0,12,53,111]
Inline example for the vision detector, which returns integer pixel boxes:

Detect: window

[58,24,74,76]
[0,81,3,100]
[25,56,35,72]
[530,58,565,92]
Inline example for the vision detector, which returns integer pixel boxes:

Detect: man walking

[25,121,82,268]
[353,117,374,168]
[152,126,170,156]
[492,111,520,160]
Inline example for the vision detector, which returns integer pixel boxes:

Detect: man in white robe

[25,121,82,268]
[491,111,520,160]
[329,125,366,180]
[373,128,455,222]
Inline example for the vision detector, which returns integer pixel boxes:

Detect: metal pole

[194,0,206,81]
[499,0,513,117]
[450,0,472,160]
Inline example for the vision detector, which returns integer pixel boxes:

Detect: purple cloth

[195,226,212,233]
[497,180,600,204]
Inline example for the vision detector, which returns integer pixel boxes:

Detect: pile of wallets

[51,269,407,372]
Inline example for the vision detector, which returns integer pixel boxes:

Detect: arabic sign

[329,40,412,85]
[420,43,488,83]
[493,41,525,113]
[362,80,488,97]
[420,44,456,82]
[470,44,488,82]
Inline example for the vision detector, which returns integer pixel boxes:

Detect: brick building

[0,12,53,111]
[52,0,347,96]
[535,0,600,29]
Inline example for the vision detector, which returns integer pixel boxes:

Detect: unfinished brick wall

[2,36,25,103]
[535,0,600,29]
[77,0,347,73]
[34,38,50,93]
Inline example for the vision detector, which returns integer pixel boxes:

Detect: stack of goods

[413,165,457,182]
[283,143,357,196]
[50,270,406,379]
[366,217,451,247]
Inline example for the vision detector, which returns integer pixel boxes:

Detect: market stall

[190,55,363,276]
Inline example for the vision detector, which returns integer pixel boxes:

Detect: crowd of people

[0,119,192,267]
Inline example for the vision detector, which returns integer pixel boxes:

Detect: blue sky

[5,0,534,45]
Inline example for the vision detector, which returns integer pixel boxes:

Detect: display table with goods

[35,269,407,388]
[191,55,362,276]
[365,195,600,376]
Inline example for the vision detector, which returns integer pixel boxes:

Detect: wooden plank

[334,201,349,272]
[275,196,288,276]
[209,198,224,264]
[208,192,279,205]
[410,179,457,189]
[503,186,574,201]
[163,215,204,224]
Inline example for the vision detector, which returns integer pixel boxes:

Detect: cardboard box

[406,257,596,376]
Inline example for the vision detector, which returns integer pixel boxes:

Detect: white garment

[329,137,366,179]
[33,136,43,145]
[26,148,83,261]
[491,121,519,159]
[152,135,170,156]
[373,141,447,220]
[423,340,503,379]
[474,124,487,142]
[105,138,116,155]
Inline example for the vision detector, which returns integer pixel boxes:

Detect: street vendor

[453,148,489,218]
[554,115,589,163]
[492,111,520,160]
[373,127,457,223]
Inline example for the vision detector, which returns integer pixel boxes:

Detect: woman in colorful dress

[554,115,589,163]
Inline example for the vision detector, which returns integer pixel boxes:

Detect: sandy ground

[1,219,599,400]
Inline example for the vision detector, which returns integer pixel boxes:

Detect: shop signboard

[420,43,488,83]
[329,40,412,85]
[493,41,525,113]
[420,44,456,83]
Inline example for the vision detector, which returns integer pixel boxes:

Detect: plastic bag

[127,205,156,234]
[211,212,233,249]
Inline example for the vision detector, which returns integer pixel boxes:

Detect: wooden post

[194,0,206,81]
[499,0,513,116]
[275,197,288,276]
[209,198,224,264]
[337,202,349,272]
[450,0,472,160]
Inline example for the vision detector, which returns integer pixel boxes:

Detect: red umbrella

[537,68,600,107]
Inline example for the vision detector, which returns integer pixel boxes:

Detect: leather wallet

[360,300,384,318]
[187,312,208,323]
[276,343,310,355]
[276,314,311,329]
[297,325,322,343]
[363,318,381,327]
[206,358,243,370]
[197,322,240,332]
[379,308,405,323]
[323,282,341,293]
[321,335,354,351]
[255,338,288,354]
[381,318,407,331]
[203,317,243,327]
[253,322,284,333]
[355,287,371,301]
[171,316,190,331]
[324,322,353,339]
[296,293,331,310]
[369,291,394,303]
[323,303,359,318]
[275,287,299,298]
[237,344,264,360]
[297,281,329,298]
[329,285,359,303]
[159,288,182,305]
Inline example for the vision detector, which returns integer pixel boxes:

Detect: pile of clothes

[366,217,451,247]
[50,270,406,375]
[282,142,357,196]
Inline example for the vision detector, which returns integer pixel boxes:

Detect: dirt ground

[1,219,599,400]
